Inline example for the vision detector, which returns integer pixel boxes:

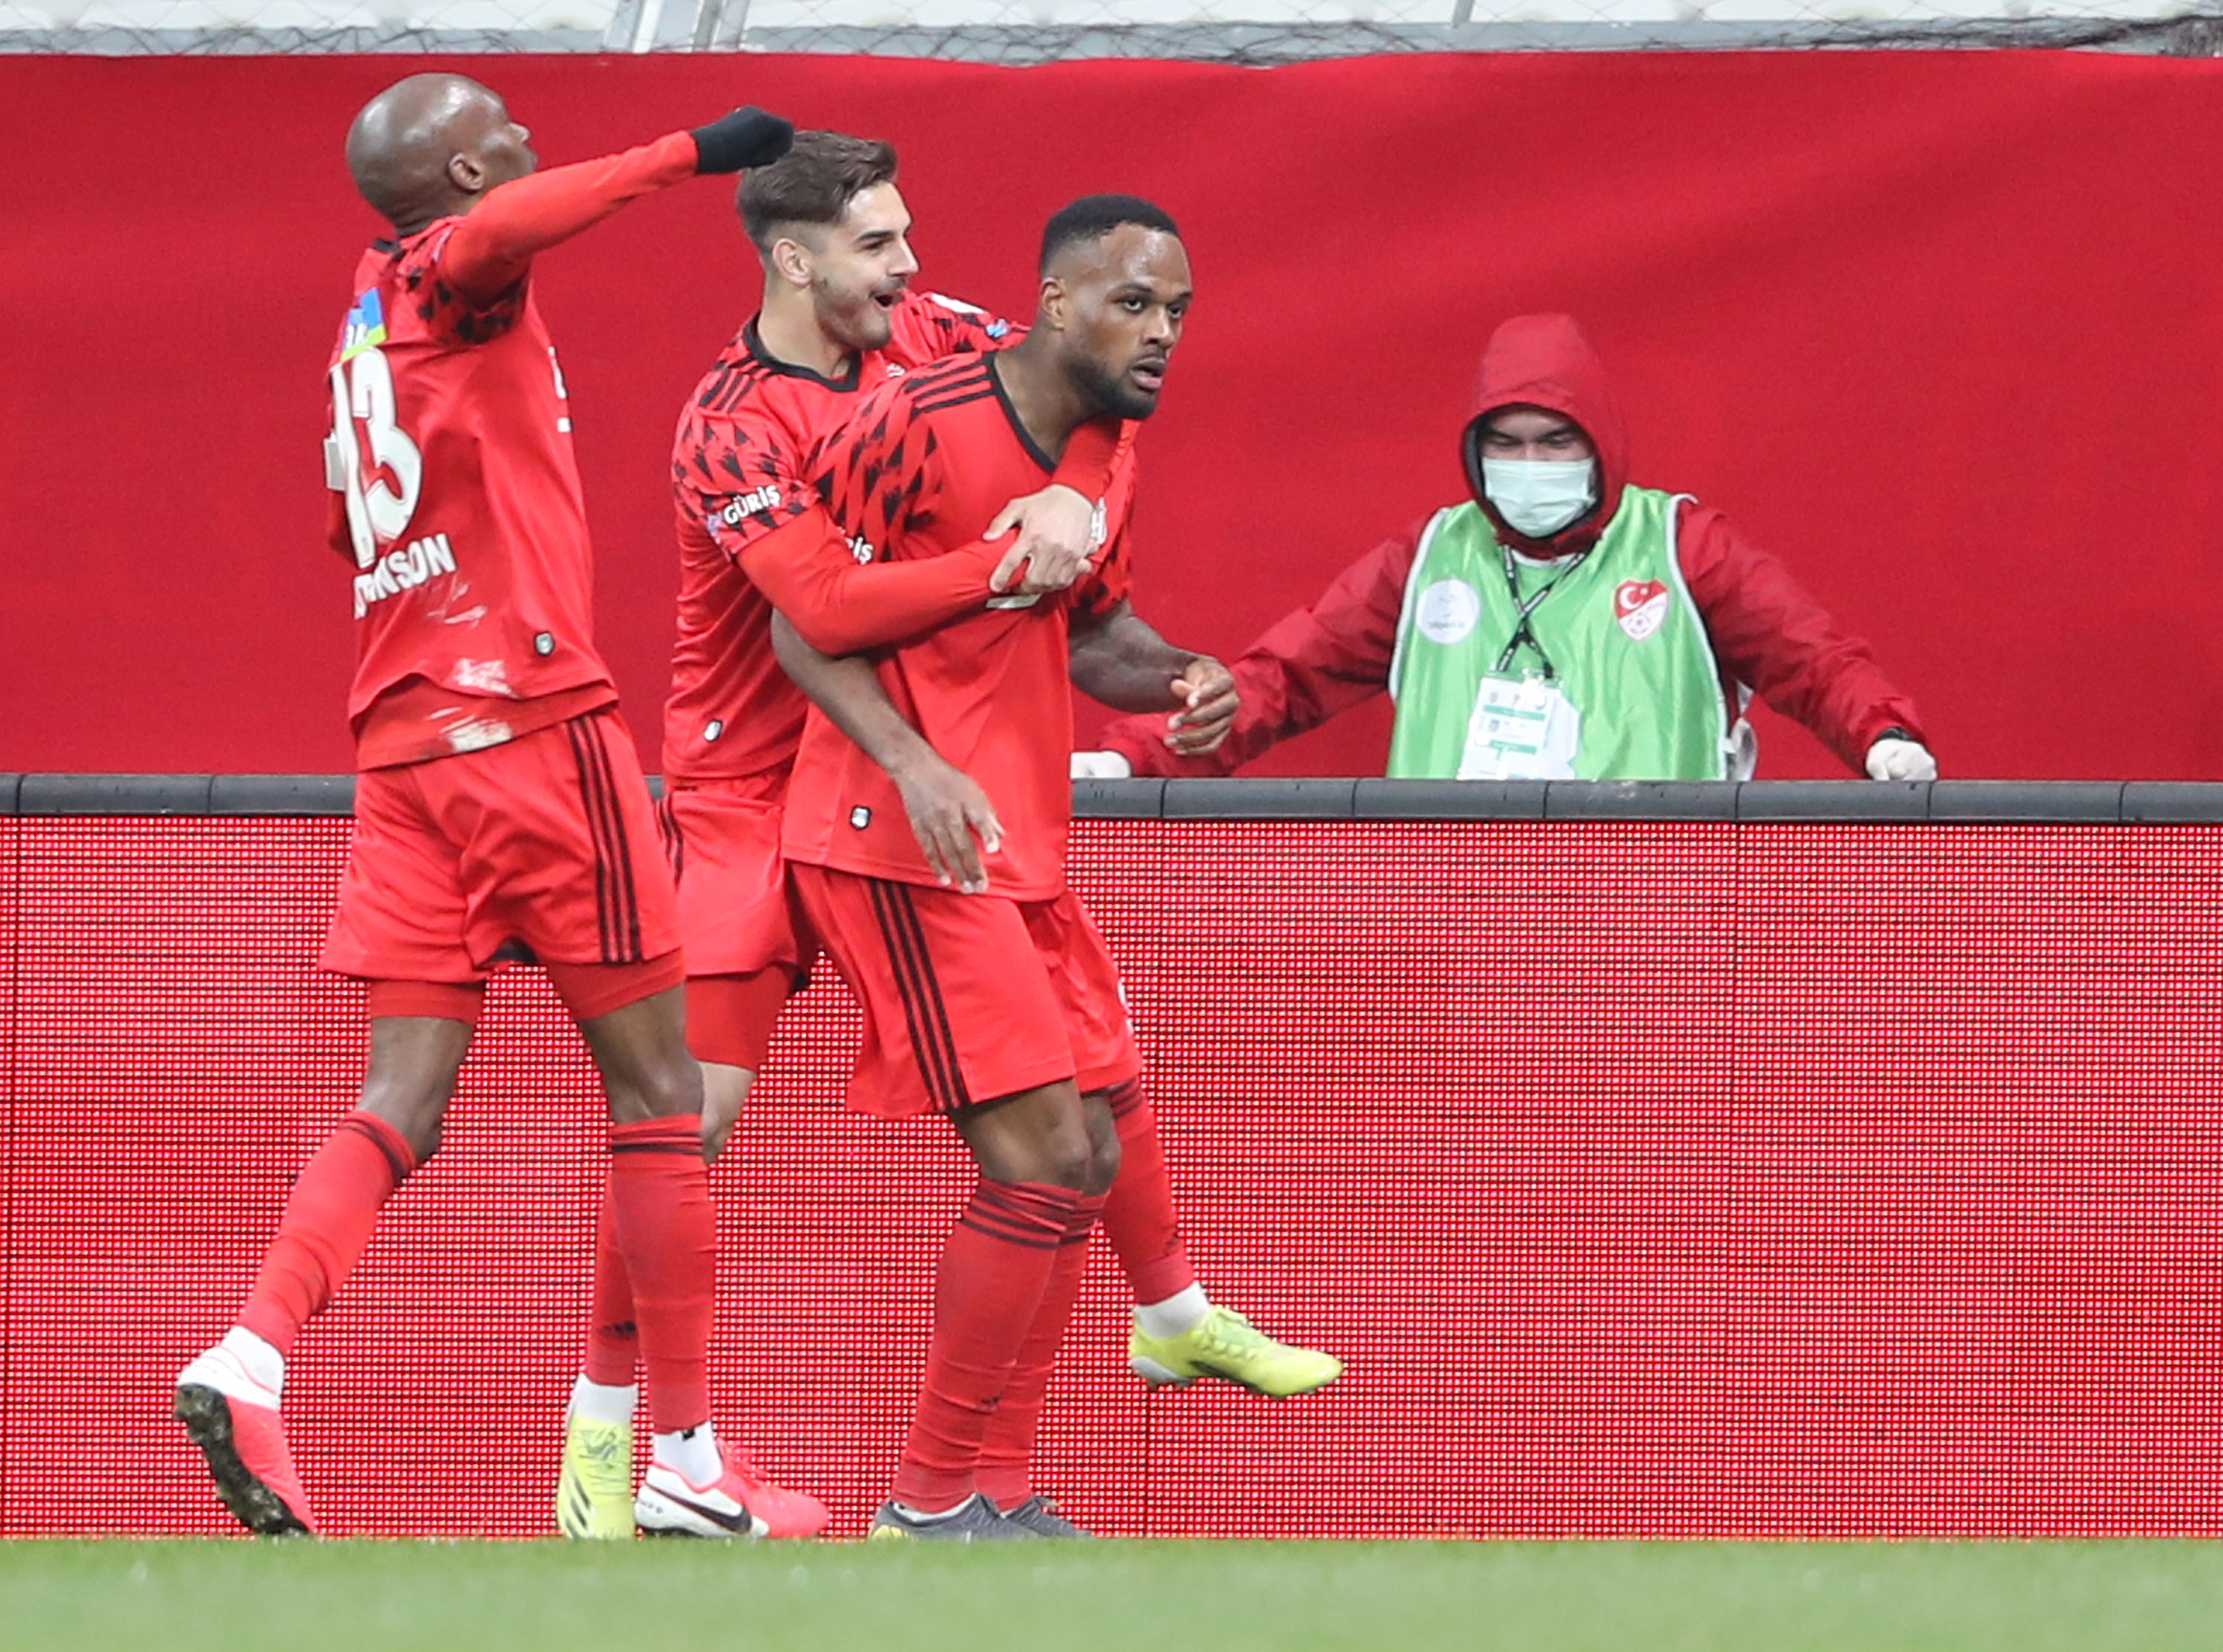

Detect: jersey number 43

[325,346,423,570]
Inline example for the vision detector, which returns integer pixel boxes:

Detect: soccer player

[773,195,1341,1540]
[560,144,1340,1541]
[555,129,1117,1542]
[171,74,794,1540]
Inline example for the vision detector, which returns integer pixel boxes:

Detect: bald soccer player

[173,74,794,1540]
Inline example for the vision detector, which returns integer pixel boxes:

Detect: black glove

[690,107,794,175]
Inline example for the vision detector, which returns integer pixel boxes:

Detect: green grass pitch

[8,1539,2223,1652]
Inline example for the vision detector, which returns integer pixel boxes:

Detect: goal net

[5,0,2217,62]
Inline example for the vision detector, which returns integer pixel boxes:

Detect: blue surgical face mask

[1482,457,1597,540]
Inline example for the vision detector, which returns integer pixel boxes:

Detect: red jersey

[664,292,1020,786]
[664,292,1129,790]
[781,353,1138,899]
[326,133,699,770]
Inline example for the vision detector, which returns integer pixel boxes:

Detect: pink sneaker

[175,1342,316,1536]
[634,1440,828,1540]
[718,1443,831,1540]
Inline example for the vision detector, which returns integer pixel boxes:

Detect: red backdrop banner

[4,52,2223,780]
[4,814,2222,1538]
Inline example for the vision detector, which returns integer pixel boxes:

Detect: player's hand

[986,484,1097,597]
[1163,657,1238,755]
[690,107,795,174]
[890,752,1004,895]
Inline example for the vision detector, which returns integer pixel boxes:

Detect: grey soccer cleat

[995,1495,1095,1538]
[867,1492,1034,1543]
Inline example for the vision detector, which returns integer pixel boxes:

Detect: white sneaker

[176,1340,282,1410]
[634,1458,770,1539]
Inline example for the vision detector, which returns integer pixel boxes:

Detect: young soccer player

[173,74,793,1540]
[554,130,1115,1541]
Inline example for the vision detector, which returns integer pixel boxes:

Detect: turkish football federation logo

[1615,580,1669,642]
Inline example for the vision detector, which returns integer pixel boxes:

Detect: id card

[1457,673,1581,781]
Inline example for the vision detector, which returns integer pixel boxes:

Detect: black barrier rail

[2,773,2222,822]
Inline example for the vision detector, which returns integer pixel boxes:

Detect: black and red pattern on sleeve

[674,363,819,566]
[884,290,1021,369]
[393,224,529,349]
[393,134,700,349]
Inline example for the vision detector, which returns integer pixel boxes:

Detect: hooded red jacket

[1103,314,1925,777]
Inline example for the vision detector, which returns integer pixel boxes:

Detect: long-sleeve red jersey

[663,294,1118,790]
[329,133,700,771]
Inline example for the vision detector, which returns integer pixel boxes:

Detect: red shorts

[660,777,815,1068]
[324,710,681,989]
[789,863,1140,1119]
[659,777,813,979]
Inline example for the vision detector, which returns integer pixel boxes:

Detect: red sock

[975,1193,1103,1508]
[236,1111,417,1357]
[584,1180,639,1386]
[1098,1082,1196,1305]
[606,1117,715,1434]
[894,1179,1082,1511]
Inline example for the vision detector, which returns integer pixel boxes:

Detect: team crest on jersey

[1615,580,1670,642]
[340,289,388,362]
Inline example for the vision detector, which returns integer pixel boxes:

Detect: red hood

[1461,313,1630,557]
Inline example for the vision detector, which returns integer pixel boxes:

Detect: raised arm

[441,110,791,303]
[770,614,1004,894]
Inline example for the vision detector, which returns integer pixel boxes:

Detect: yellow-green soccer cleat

[557,1414,636,1540]
[1128,1306,1345,1398]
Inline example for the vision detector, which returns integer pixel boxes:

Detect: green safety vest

[1385,488,1729,781]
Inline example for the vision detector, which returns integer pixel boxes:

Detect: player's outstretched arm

[769,614,1004,893]
[443,108,793,303]
[1070,601,1239,756]
[743,506,1032,657]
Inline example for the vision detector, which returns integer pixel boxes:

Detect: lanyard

[1492,543,1588,678]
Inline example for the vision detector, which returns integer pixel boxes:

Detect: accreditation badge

[1457,672,1581,780]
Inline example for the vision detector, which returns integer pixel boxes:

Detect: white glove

[1071,750,1134,780]
[1865,736,1938,782]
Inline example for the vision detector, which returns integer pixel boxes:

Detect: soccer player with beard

[172,74,793,1540]
[553,131,1116,1541]
[772,197,1341,1540]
